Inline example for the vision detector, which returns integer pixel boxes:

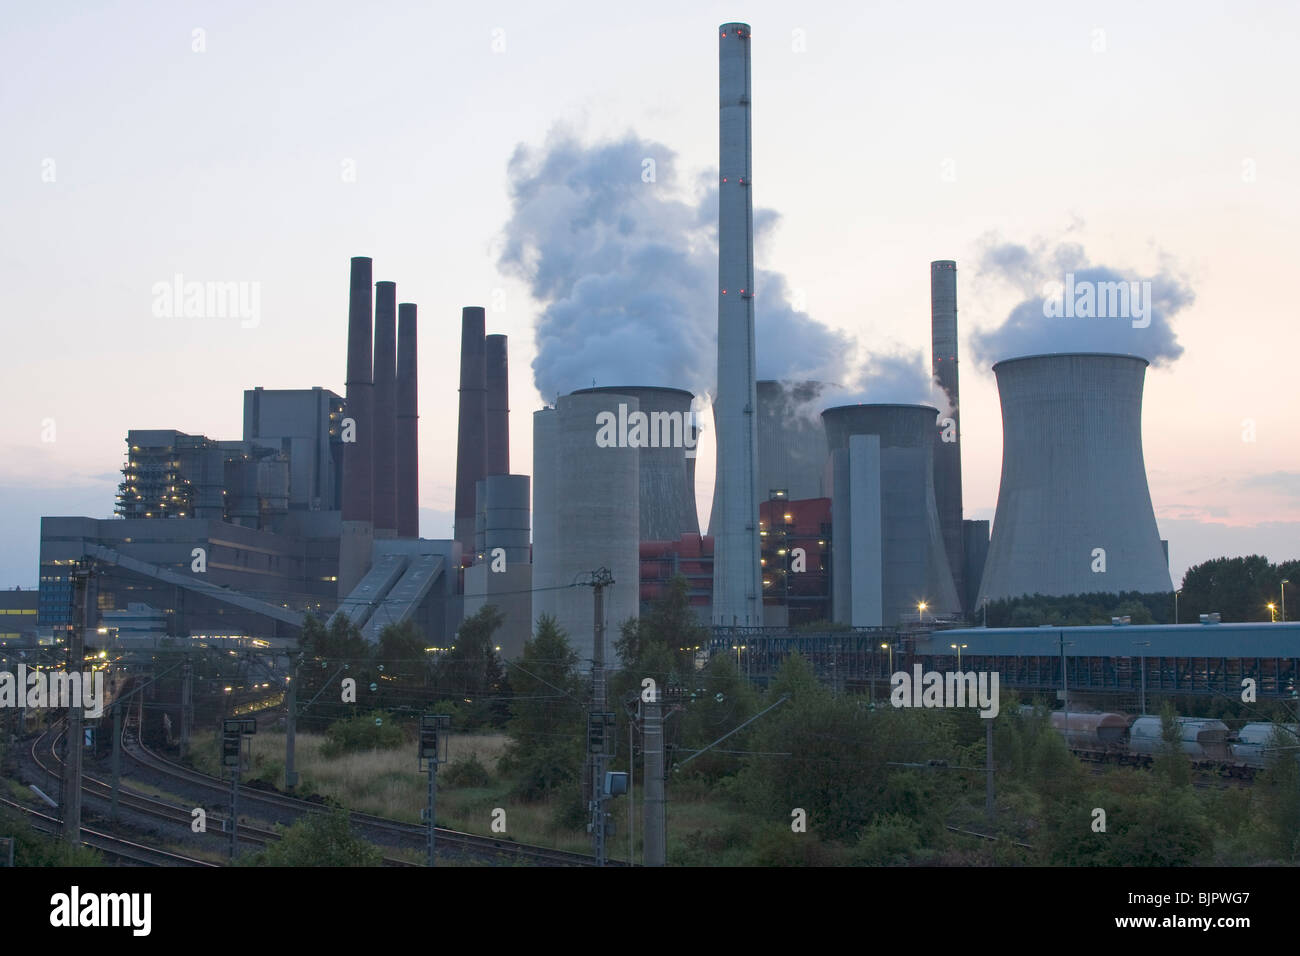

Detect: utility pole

[110,702,121,823]
[179,657,192,759]
[642,692,665,867]
[585,567,614,865]
[61,560,91,845]
[284,659,299,790]
[985,719,994,817]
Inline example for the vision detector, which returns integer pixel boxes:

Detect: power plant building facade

[822,404,961,626]
[976,353,1173,603]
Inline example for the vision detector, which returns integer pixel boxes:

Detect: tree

[246,808,383,866]
[433,606,508,729]
[500,615,585,802]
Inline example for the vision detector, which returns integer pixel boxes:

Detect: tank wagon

[1023,708,1298,777]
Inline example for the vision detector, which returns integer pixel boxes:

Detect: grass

[181,728,774,863]
[186,729,603,854]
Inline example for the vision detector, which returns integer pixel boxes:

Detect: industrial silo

[756,380,829,503]
[530,392,640,667]
[822,404,960,626]
[976,353,1172,602]
[572,386,699,540]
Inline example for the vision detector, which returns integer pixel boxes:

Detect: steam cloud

[970,235,1193,368]
[499,129,934,409]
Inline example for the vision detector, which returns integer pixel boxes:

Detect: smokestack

[930,260,964,610]
[454,306,488,560]
[485,334,510,476]
[396,302,419,539]
[711,22,763,626]
[372,281,398,538]
[339,256,375,597]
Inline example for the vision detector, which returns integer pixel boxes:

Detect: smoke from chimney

[970,234,1193,367]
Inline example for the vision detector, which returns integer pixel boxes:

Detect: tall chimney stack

[396,303,419,539]
[930,260,964,610]
[485,334,510,476]
[372,281,398,538]
[711,22,763,627]
[339,256,375,596]
[454,306,487,561]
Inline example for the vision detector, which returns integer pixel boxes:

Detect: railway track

[122,717,616,866]
[0,793,216,867]
[30,720,422,867]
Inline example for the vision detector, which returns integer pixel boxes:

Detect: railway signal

[222,717,256,861]
[418,714,450,867]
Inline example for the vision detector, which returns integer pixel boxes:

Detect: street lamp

[1268,603,1278,623]
[1283,580,1290,623]
[950,643,968,669]
[1174,588,1181,625]
[917,601,929,625]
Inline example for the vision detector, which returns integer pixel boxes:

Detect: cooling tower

[453,307,487,561]
[372,281,398,538]
[572,386,699,540]
[712,22,763,627]
[930,260,965,609]
[822,404,961,625]
[339,256,374,597]
[976,353,1173,602]
[531,392,640,667]
[756,381,829,502]
[485,334,510,477]
[396,302,419,538]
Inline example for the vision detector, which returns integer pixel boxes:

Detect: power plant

[32,22,1185,680]
[976,353,1174,603]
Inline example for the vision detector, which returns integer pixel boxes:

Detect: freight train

[1022,707,1300,777]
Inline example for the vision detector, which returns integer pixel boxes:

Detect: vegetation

[981,555,1298,627]
[0,805,104,867]
[242,808,383,867]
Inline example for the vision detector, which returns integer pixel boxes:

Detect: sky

[2,0,1297,591]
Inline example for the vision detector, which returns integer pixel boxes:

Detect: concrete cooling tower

[530,392,640,668]
[756,381,829,503]
[822,404,961,626]
[976,353,1172,603]
[572,386,699,540]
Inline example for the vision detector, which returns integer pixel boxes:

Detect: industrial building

[976,353,1173,603]
[38,257,464,652]
[822,404,961,627]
